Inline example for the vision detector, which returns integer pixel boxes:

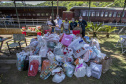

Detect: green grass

[1,34,126,84]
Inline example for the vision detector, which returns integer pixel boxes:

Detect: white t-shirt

[54,19,62,30]
[63,22,69,29]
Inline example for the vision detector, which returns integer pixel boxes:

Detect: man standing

[70,18,77,33]
[78,16,87,37]
[54,15,62,34]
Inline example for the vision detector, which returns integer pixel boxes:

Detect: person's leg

[67,29,69,34]
[82,30,85,37]
[51,28,54,33]
[70,30,73,34]
[63,29,66,34]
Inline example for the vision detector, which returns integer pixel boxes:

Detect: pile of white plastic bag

[16,32,107,83]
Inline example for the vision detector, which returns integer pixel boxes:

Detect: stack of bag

[16,33,112,83]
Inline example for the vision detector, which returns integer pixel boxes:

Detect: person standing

[70,18,77,33]
[78,16,87,37]
[63,18,69,34]
[47,16,56,33]
[54,15,62,34]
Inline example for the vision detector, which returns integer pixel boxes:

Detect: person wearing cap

[70,18,77,33]
[78,16,87,37]
[54,15,62,34]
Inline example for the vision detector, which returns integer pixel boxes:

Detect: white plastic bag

[37,36,47,47]
[90,38,100,50]
[86,67,91,77]
[74,63,87,78]
[73,47,87,58]
[43,33,60,43]
[90,62,102,79]
[51,67,63,75]
[66,55,74,63]
[68,37,84,51]
[30,41,38,47]
[55,55,66,63]
[53,43,63,55]
[47,51,55,63]
[63,63,75,77]
[52,73,65,83]
[39,45,48,57]
[63,47,73,56]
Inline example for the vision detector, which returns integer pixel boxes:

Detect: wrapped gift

[22,31,26,35]
[16,52,26,71]
[61,34,73,47]
[28,60,39,76]
[59,33,64,42]
[40,62,58,80]
[41,60,51,72]
[37,32,41,36]
[29,55,41,72]
[72,30,80,35]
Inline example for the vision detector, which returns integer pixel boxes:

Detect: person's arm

[62,22,64,29]
[83,20,87,27]
[85,21,87,27]
[68,23,70,30]
[58,20,62,29]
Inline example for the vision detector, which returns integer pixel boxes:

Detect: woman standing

[63,18,69,34]
[47,16,56,33]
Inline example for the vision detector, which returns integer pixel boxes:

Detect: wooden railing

[0,18,47,28]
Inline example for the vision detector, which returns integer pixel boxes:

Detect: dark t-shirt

[70,22,77,30]
[78,20,87,31]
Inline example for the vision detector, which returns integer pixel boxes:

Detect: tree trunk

[106,33,110,38]
[93,32,97,37]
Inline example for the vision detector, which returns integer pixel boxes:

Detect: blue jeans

[52,28,54,33]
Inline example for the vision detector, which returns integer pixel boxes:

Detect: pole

[88,0,91,21]
[52,0,54,19]
[120,0,126,23]
[57,0,59,15]
[14,0,20,28]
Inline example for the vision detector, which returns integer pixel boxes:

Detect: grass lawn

[0,34,126,84]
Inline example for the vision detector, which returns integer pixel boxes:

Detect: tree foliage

[0,0,125,11]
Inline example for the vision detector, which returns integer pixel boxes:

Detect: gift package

[16,33,110,83]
